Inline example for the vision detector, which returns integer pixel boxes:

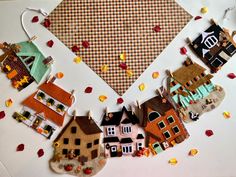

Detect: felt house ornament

[0,41,52,90]
[50,115,107,176]
[137,92,189,155]
[189,21,236,73]
[13,77,74,139]
[167,58,225,122]
[101,107,145,157]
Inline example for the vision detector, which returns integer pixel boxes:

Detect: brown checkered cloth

[46,0,192,95]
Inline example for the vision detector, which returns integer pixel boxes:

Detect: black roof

[100,106,139,126]
[120,138,133,144]
[121,118,132,124]
[136,134,144,139]
[103,137,119,143]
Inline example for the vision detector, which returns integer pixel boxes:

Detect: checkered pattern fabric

[46,0,192,95]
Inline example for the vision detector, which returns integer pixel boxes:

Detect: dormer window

[107,126,116,136]
[46,98,55,106]
[122,125,132,134]
[37,92,45,100]
[56,104,65,112]
[148,111,161,122]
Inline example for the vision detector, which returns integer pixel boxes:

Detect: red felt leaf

[0,111,5,119]
[180,47,187,55]
[153,25,161,33]
[47,40,54,48]
[72,45,80,52]
[85,87,93,93]
[37,149,44,158]
[16,144,24,151]
[82,41,90,48]
[117,98,124,104]
[119,63,127,70]
[205,130,214,137]
[31,16,39,23]
[227,73,236,79]
[194,16,202,20]
[43,19,51,28]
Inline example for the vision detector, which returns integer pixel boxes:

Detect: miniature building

[53,115,102,161]
[167,58,215,109]
[101,107,144,157]
[138,94,189,155]
[13,78,74,139]
[190,23,236,72]
[0,41,51,90]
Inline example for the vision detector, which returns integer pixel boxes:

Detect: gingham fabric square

[46,0,192,95]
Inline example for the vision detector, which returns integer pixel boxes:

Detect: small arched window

[148,111,161,122]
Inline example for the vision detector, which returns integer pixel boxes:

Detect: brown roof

[22,93,65,126]
[54,116,102,142]
[39,82,73,107]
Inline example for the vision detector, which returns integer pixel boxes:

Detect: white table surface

[0,0,236,177]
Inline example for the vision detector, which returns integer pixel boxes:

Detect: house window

[107,127,116,136]
[122,145,133,154]
[71,126,77,133]
[148,111,161,122]
[192,91,196,94]
[206,81,211,85]
[158,121,165,129]
[137,142,143,150]
[122,125,132,134]
[193,76,200,81]
[211,58,223,68]
[75,138,80,145]
[94,139,99,145]
[167,116,175,124]
[56,104,65,112]
[204,35,218,49]
[62,149,68,155]
[186,81,193,87]
[22,111,31,119]
[74,149,80,156]
[172,126,180,134]
[226,43,236,55]
[111,146,117,152]
[87,143,92,149]
[179,86,184,91]
[63,138,69,144]
[171,81,177,86]
[163,131,171,139]
[201,72,206,77]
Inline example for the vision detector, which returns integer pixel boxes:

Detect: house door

[91,149,98,159]
[110,145,117,157]
[152,142,163,154]
[32,116,43,129]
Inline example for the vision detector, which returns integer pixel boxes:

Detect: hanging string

[21,7,48,40]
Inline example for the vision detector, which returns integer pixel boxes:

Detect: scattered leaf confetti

[72,45,80,52]
[152,72,159,79]
[227,73,236,79]
[126,70,133,77]
[99,95,107,102]
[16,144,24,152]
[74,56,82,64]
[194,16,202,20]
[0,111,5,119]
[82,41,90,48]
[85,87,93,93]
[117,97,124,104]
[120,52,126,61]
[43,19,51,28]
[5,99,13,107]
[138,83,146,91]
[153,25,161,33]
[223,111,231,119]
[37,149,44,158]
[101,65,109,73]
[180,47,187,55]
[31,16,39,23]
[205,130,214,137]
[119,63,127,70]
[189,149,198,156]
[56,72,64,79]
[168,158,178,165]
[201,7,208,14]
[47,40,54,48]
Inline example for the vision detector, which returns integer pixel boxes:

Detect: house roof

[16,41,50,83]
[120,138,133,144]
[22,93,65,126]
[39,81,73,107]
[103,137,119,143]
[137,134,144,139]
[100,106,139,126]
[54,116,102,142]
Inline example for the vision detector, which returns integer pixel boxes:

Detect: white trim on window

[211,58,223,67]
[136,142,143,150]
[172,125,180,134]
[107,126,116,136]
[111,146,117,152]
[158,121,166,129]
[122,125,132,134]
[167,116,175,124]
[163,130,171,139]
[122,144,133,154]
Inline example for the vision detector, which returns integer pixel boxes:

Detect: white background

[0,0,236,177]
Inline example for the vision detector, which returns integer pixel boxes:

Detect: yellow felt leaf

[99,95,107,102]
[168,158,178,165]
[74,56,82,64]
[189,149,198,156]
[5,99,13,107]
[201,7,208,14]
[138,83,146,91]
[120,52,126,61]
[152,72,159,79]
[101,65,109,73]
[223,111,231,119]
[126,69,133,77]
